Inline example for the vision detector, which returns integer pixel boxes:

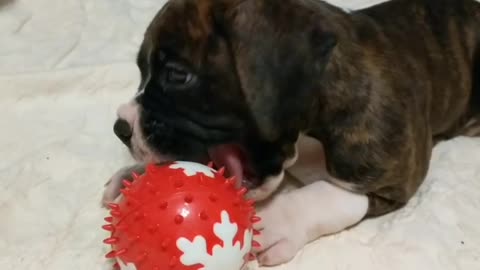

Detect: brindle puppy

[104,0,480,266]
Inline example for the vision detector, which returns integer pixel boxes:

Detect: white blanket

[1,0,479,269]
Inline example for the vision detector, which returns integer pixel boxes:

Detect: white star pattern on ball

[117,259,137,270]
[169,161,216,178]
[176,210,253,270]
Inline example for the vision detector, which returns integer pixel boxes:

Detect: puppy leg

[253,180,368,266]
[102,164,145,207]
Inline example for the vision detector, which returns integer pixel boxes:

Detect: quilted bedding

[0,0,479,269]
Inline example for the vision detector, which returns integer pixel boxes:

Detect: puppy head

[114,0,337,200]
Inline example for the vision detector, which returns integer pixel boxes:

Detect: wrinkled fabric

[0,0,479,269]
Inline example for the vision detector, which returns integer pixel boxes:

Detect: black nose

[113,119,132,145]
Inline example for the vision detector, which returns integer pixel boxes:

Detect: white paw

[252,195,306,266]
[102,164,145,207]
[251,181,369,266]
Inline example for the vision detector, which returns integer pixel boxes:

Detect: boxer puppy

[104,0,480,265]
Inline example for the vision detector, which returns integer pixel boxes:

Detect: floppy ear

[214,0,337,142]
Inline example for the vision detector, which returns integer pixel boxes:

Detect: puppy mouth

[122,103,260,189]
[208,144,260,189]
[130,123,260,189]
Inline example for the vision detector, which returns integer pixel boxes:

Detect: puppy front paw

[102,164,145,207]
[252,196,306,266]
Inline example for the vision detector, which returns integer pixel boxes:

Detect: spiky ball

[102,161,259,270]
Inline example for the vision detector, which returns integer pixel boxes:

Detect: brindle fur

[135,0,480,217]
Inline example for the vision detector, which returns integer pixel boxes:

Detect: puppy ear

[220,0,337,141]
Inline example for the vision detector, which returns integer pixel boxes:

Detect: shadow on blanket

[0,0,14,9]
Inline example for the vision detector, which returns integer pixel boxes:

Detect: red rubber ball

[102,161,259,270]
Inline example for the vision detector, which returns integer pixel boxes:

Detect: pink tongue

[208,145,244,188]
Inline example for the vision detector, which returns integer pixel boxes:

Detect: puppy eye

[164,63,193,85]
[167,69,192,84]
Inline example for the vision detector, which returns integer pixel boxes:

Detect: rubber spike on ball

[146,181,155,191]
[134,211,145,220]
[225,177,236,187]
[116,224,128,231]
[198,174,208,186]
[209,193,218,202]
[251,215,262,223]
[105,250,117,259]
[217,166,226,176]
[120,188,129,196]
[121,189,139,202]
[136,251,148,263]
[110,210,121,218]
[131,171,140,179]
[237,187,248,197]
[161,238,171,251]
[184,194,193,203]
[103,237,119,245]
[107,203,120,211]
[102,224,115,232]
[158,201,168,209]
[128,234,141,242]
[115,248,127,256]
[169,256,178,268]
[200,211,209,220]
[104,216,113,223]
[122,179,132,188]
